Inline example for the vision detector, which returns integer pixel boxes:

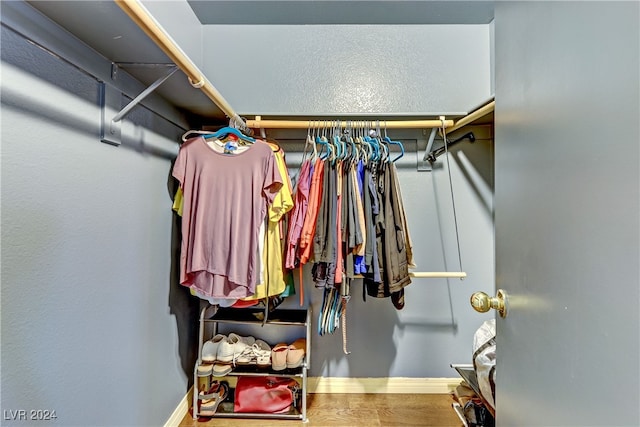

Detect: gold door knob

[470,289,509,318]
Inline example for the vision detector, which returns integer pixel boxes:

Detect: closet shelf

[206,307,308,325]
[116,0,494,133]
[225,368,306,378]
[115,0,237,119]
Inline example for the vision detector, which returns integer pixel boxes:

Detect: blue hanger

[364,135,380,162]
[332,134,343,162]
[383,136,404,162]
[316,135,332,160]
[205,126,255,143]
[382,122,404,162]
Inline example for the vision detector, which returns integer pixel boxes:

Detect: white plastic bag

[472,319,496,411]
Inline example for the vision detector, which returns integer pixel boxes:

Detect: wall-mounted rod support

[423,128,438,161]
[114,0,237,119]
[426,132,476,163]
[112,65,178,123]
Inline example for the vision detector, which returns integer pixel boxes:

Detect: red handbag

[234,376,298,414]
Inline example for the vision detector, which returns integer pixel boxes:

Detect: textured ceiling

[187,1,495,25]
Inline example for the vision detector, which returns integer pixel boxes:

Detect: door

[493,2,639,426]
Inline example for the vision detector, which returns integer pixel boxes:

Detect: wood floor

[179,393,463,427]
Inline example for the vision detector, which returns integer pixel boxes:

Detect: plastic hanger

[205,126,255,144]
[345,121,358,164]
[332,120,345,163]
[316,121,332,160]
[364,132,380,162]
[181,130,211,142]
[383,121,405,162]
[305,121,318,161]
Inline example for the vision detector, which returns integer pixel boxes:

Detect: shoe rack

[193,304,311,421]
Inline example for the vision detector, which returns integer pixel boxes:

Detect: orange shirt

[299,158,325,264]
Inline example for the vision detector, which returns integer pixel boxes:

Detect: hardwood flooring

[179,393,462,427]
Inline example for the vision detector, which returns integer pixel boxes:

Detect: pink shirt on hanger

[172,137,282,298]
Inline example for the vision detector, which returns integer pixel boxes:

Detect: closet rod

[447,100,495,134]
[354,272,466,279]
[245,118,454,129]
[114,0,237,119]
[411,272,466,279]
[244,100,494,131]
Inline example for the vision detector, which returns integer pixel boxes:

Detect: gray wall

[494,1,639,425]
[0,21,194,427]
[1,4,495,426]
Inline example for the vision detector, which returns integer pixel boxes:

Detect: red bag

[234,376,298,414]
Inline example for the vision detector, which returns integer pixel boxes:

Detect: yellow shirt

[243,148,294,300]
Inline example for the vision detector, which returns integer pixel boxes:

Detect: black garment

[364,161,411,298]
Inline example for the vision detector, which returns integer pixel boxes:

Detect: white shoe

[234,339,271,366]
[253,340,272,367]
[202,334,226,363]
[217,333,255,364]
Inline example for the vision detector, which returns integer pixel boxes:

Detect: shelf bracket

[100,64,178,145]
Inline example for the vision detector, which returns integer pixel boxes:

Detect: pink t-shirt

[172,137,282,298]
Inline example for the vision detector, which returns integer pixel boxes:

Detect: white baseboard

[164,386,193,427]
[308,377,460,394]
[165,377,460,425]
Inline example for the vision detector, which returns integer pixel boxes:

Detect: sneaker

[217,333,255,364]
[253,339,272,368]
[234,339,272,366]
[202,334,226,363]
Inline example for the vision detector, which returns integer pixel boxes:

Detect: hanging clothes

[172,136,282,299]
[241,144,294,300]
[284,157,312,269]
[364,160,411,298]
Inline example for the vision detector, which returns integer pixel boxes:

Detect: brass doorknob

[470,289,509,318]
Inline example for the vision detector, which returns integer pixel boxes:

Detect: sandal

[271,343,289,371]
[196,363,213,392]
[286,338,306,369]
[212,363,232,377]
[199,381,229,416]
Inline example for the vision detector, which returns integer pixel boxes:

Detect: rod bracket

[99,82,122,146]
[99,65,178,146]
[417,128,438,172]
